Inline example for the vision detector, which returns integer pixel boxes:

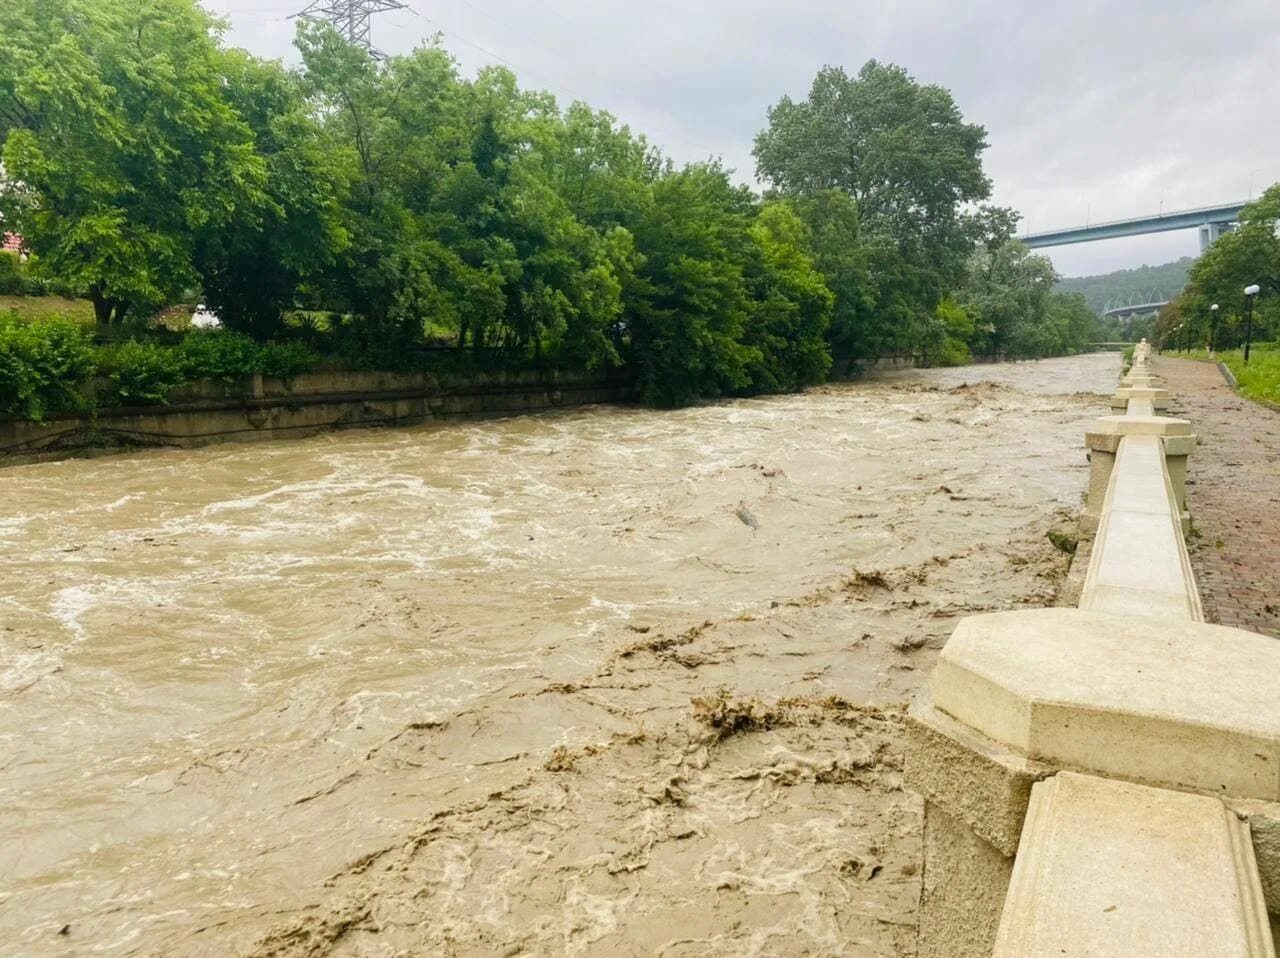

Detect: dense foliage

[0,312,94,418]
[0,316,318,418]
[0,0,1106,417]
[753,63,1100,366]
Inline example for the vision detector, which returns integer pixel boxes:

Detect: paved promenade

[1162,357,1280,638]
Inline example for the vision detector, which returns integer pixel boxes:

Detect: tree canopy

[752,61,1055,368]
[0,3,1106,409]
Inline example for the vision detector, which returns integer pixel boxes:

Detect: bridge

[1104,301,1168,319]
[1022,201,1247,251]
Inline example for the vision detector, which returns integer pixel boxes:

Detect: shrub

[0,313,95,419]
[96,341,185,406]
[255,340,319,381]
[176,329,261,383]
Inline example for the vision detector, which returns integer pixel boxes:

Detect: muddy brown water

[0,354,1120,956]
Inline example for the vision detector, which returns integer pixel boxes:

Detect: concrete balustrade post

[1082,415,1195,537]
[1109,386,1172,412]
[905,609,1280,956]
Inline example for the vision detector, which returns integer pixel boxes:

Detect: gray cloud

[207,0,1280,277]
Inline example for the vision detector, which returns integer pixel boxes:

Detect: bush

[255,340,320,381]
[96,341,185,406]
[0,312,95,419]
[176,329,261,383]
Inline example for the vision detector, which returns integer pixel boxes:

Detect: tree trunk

[90,286,113,326]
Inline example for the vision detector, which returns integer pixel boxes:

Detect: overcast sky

[205,0,1280,278]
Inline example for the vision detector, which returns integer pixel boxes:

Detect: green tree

[961,240,1058,358]
[0,0,268,324]
[194,51,349,338]
[627,164,756,407]
[787,191,875,374]
[742,202,833,391]
[754,60,992,358]
[1173,184,1280,349]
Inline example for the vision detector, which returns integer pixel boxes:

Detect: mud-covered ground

[0,354,1120,956]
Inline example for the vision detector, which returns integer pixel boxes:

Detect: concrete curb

[1219,360,1240,388]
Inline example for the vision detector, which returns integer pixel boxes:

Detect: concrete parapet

[1081,434,1202,620]
[905,696,1054,955]
[1083,414,1195,536]
[908,608,1280,952]
[929,609,1280,799]
[905,338,1280,955]
[994,772,1274,957]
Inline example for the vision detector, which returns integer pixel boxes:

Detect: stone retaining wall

[0,370,630,466]
[905,340,1280,956]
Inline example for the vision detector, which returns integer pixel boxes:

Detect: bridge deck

[1024,202,1246,249]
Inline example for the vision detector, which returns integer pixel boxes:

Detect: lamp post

[1209,304,1219,355]
[1244,285,1261,363]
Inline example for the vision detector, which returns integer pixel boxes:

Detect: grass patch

[0,295,96,326]
[1221,344,1280,406]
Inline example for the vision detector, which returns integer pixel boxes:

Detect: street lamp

[1209,304,1219,355]
[1244,284,1261,363]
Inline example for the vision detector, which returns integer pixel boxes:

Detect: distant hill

[1056,257,1194,317]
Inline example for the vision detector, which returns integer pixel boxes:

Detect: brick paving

[1161,358,1280,638]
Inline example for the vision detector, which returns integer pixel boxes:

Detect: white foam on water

[0,648,63,694]
[102,494,144,513]
[50,585,98,641]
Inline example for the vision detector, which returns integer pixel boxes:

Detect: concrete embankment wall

[905,342,1280,956]
[0,369,631,466]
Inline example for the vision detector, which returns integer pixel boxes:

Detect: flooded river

[0,354,1119,956]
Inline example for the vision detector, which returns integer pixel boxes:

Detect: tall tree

[742,202,833,391]
[627,164,757,407]
[754,61,992,358]
[193,51,349,338]
[787,190,875,374]
[0,0,268,324]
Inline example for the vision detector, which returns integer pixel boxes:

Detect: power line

[402,3,724,160]
[292,0,408,59]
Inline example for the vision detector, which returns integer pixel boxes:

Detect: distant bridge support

[1198,221,1236,250]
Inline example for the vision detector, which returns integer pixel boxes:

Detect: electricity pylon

[293,1,408,59]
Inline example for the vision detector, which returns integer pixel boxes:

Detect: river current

[1,354,1119,956]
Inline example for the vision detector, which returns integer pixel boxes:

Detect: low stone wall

[0,370,631,465]
[905,340,1280,956]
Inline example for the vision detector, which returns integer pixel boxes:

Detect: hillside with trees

[1056,258,1194,316]
[1,0,1104,419]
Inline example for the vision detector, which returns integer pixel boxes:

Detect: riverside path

[1161,357,1280,638]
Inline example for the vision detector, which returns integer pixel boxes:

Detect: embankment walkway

[905,342,1280,956]
[1160,358,1280,638]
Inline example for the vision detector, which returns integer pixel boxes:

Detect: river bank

[0,354,1120,956]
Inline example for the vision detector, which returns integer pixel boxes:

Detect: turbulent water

[0,354,1120,957]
